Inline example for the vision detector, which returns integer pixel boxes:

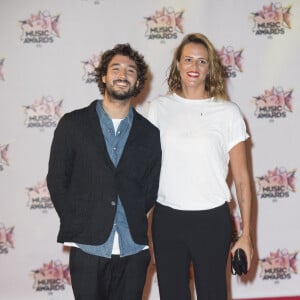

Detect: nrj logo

[0,144,9,171]
[23,96,63,129]
[253,87,293,119]
[0,58,5,80]
[26,180,53,211]
[256,167,296,200]
[19,10,60,45]
[251,2,292,36]
[31,260,71,292]
[259,249,298,280]
[218,46,243,78]
[0,223,14,254]
[144,7,184,41]
[232,210,243,241]
[81,0,103,4]
[82,53,102,83]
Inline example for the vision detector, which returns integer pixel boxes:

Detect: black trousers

[152,202,232,300]
[69,247,150,300]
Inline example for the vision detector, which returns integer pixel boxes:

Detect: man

[47,43,161,300]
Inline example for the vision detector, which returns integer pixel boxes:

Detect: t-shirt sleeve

[145,99,159,127]
[227,103,250,151]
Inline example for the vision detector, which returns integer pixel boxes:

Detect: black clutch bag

[231,248,248,276]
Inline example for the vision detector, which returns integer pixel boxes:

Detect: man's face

[102,54,138,100]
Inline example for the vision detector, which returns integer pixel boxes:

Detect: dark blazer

[47,100,161,245]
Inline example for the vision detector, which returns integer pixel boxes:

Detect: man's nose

[118,69,127,79]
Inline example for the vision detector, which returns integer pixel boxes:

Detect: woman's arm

[229,141,253,270]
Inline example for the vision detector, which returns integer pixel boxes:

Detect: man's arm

[47,115,73,219]
[144,131,161,213]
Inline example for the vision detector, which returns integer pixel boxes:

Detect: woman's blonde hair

[167,33,228,100]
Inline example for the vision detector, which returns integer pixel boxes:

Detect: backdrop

[0,0,299,299]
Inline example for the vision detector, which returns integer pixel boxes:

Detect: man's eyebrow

[109,62,137,70]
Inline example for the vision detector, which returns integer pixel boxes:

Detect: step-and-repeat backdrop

[0,0,299,299]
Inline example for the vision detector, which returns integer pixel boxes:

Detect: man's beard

[106,79,136,100]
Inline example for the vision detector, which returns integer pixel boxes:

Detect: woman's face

[177,42,209,91]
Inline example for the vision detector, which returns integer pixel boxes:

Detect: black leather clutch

[231,248,248,276]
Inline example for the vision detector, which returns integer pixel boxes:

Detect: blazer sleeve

[46,114,74,219]
[144,129,161,212]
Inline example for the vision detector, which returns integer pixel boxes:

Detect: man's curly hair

[95,44,148,97]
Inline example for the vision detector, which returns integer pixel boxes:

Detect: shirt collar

[96,99,133,125]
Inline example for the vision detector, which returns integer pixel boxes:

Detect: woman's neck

[177,88,209,100]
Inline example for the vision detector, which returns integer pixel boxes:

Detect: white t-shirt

[147,93,249,210]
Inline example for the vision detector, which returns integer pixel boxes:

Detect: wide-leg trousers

[69,247,150,300]
[152,202,232,300]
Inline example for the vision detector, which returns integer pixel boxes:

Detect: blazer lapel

[88,100,116,170]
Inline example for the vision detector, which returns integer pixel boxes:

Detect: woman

[147,33,253,300]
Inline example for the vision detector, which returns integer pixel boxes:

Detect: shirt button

[117,131,120,135]
[113,147,117,151]
[111,201,116,206]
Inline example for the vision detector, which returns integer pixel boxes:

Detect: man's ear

[102,75,106,83]
[136,80,139,88]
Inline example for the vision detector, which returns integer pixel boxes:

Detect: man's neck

[102,96,131,119]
